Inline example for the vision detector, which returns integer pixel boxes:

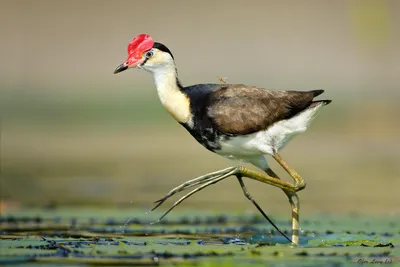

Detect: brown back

[207,84,317,135]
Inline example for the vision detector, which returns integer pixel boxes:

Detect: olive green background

[1,0,399,215]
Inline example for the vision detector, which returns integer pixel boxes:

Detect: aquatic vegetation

[0,208,398,266]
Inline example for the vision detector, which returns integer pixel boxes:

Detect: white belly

[216,104,324,159]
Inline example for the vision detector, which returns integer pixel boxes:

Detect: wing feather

[207,84,320,135]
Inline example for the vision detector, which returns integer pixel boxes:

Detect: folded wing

[207,84,324,135]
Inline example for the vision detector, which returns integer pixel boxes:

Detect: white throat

[152,64,179,100]
[150,64,192,125]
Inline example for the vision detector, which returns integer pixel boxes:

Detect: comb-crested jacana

[114,34,331,245]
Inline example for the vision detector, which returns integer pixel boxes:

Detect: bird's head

[114,34,175,74]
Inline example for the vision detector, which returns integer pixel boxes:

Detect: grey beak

[114,63,128,74]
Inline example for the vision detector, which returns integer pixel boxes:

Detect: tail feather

[309,89,331,107]
[311,89,324,97]
[310,99,332,108]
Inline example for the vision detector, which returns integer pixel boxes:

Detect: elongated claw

[146,164,301,245]
[150,201,167,212]
[151,170,237,223]
[154,199,165,204]
[149,219,160,225]
[149,167,237,212]
[150,195,171,212]
[149,177,216,212]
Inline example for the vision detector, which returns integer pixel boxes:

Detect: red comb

[127,34,154,59]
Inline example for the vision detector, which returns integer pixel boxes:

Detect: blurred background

[1,0,399,216]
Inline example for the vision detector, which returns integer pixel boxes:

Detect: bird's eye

[145,51,154,58]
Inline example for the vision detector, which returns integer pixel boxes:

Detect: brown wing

[207,84,322,135]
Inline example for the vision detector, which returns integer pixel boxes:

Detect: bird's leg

[151,166,303,208]
[265,168,300,246]
[266,152,306,244]
[233,167,305,245]
[152,166,299,212]
[237,167,302,192]
[151,165,303,244]
[269,152,305,245]
[286,192,300,245]
[235,175,293,244]
[272,153,306,191]
[151,168,291,241]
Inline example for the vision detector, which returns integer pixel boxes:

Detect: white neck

[150,64,192,125]
[152,64,180,97]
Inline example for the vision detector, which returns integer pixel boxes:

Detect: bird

[114,34,331,245]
